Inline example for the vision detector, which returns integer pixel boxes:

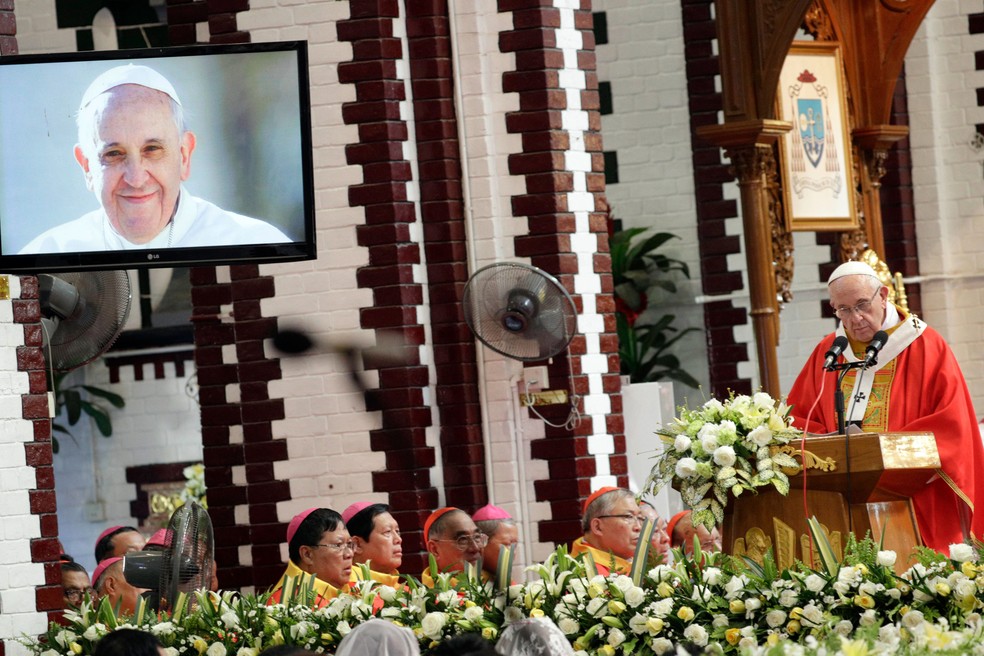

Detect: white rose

[683,624,708,646]
[437,590,457,606]
[702,398,725,416]
[648,565,674,582]
[779,589,798,607]
[628,614,648,634]
[421,612,448,639]
[206,642,227,656]
[83,625,107,641]
[164,649,179,656]
[877,550,897,567]
[834,620,853,636]
[652,638,674,655]
[624,586,646,608]
[220,611,240,630]
[744,597,762,613]
[150,622,175,636]
[801,604,823,626]
[956,578,976,599]
[674,435,692,453]
[558,617,581,635]
[703,567,722,586]
[236,649,258,656]
[607,628,626,647]
[859,609,877,627]
[586,597,607,617]
[713,445,736,467]
[698,423,720,452]
[752,392,774,408]
[651,598,674,617]
[379,585,397,602]
[675,457,698,479]
[950,543,976,563]
[612,575,633,592]
[40,650,60,656]
[747,425,773,447]
[337,621,352,637]
[464,605,484,621]
[901,609,925,629]
[766,609,787,628]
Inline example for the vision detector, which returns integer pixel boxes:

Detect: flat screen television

[0,41,315,272]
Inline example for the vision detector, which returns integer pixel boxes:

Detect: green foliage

[51,371,125,454]
[611,227,700,387]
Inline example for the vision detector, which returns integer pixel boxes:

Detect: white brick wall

[0,276,49,649]
[906,0,984,414]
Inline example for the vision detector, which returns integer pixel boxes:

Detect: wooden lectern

[723,432,939,574]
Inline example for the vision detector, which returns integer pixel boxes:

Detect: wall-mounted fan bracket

[520,389,569,407]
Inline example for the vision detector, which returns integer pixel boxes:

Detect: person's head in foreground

[425,507,487,573]
[92,628,166,656]
[94,525,145,563]
[335,619,420,656]
[472,504,519,576]
[287,507,354,589]
[667,510,718,556]
[495,617,576,656]
[581,487,642,560]
[343,502,403,575]
[61,558,93,608]
[92,557,147,617]
[75,64,195,245]
[827,261,889,344]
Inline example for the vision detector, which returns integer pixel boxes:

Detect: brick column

[339,0,438,574]
[404,0,486,510]
[680,0,750,397]
[498,0,626,546]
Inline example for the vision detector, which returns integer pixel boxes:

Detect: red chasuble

[786,322,984,552]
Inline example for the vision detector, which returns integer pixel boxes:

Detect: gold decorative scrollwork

[771,445,837,474]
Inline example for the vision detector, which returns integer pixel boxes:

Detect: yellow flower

[854,594,875,609]
[729,599,745,614]
[464,599,477,608]
[573,637,589,651]
[935,582,951,596]
[608,600,627,615]
[588,583,605,599]
[320,634,334,644]
[481,627,498,640]
[787,620,801,634]
[899,605,910,616]
[840,639,869,656]
[646,617,664,634]
[69,643,83,655]
[530,608,545,618]
[957,594,977,612]
[962,561,978,579]
[857,564,869,576]
[194,640,209,655]
[789,607,803,620]
[602,616,623,629]
[597,646,616,656]
[677,606,695,622]
[657,582,674,598]
[766,633,780,647]
[725,628,741,645]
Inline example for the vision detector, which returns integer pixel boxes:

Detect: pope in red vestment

[786,262,984,553]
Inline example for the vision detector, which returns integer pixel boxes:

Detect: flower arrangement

[23,538,984,656]
[180,463,207,510]
[645,392,803,532]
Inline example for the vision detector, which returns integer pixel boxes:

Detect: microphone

[861,331,889,368]
[822,336,849,371]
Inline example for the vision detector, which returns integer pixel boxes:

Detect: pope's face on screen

[74,84,196,245]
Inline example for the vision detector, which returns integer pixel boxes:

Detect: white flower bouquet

[645,392,803,531]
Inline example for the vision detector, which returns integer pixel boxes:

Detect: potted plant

[610,226,700,387]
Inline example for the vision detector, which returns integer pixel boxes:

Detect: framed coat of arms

[777,41,858,231]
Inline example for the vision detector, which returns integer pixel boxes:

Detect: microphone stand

[826,358,875,537]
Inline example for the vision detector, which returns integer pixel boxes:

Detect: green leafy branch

[51,371,125,454]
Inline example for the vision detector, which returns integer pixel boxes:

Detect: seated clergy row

[270,489,716,604]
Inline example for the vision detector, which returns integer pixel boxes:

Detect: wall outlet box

[523,366,549,392]
[84,501,105,522]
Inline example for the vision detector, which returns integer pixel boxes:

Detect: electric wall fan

[463,262,581,427]
[38,271,131,372]
[463,262,577,361]
[124,501,215,613]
